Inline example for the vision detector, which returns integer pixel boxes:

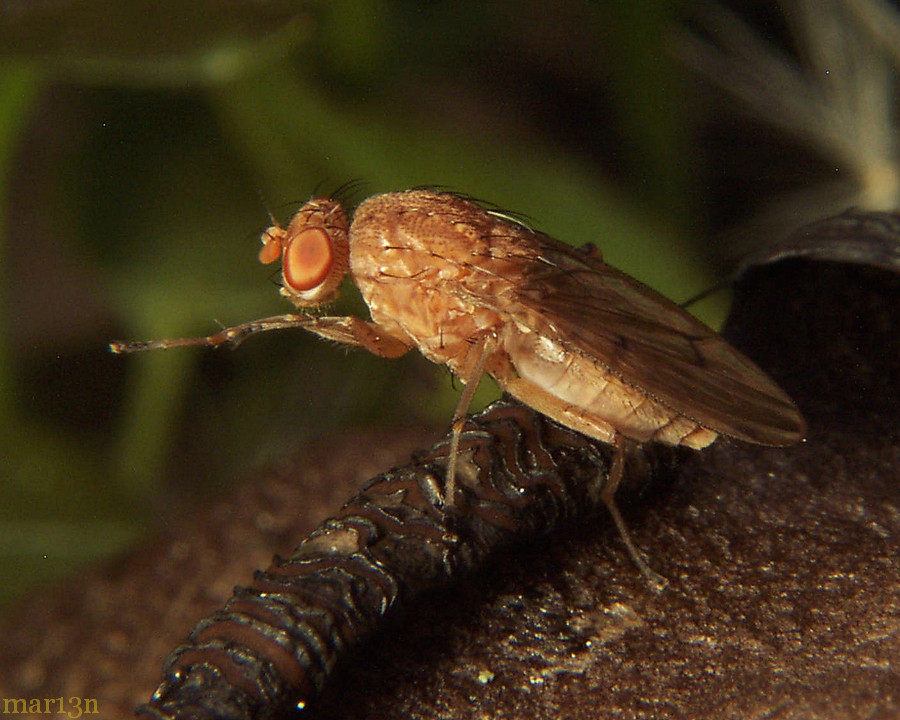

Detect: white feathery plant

[677,0,900,247]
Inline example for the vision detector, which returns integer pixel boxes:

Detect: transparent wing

[508,233,805,446]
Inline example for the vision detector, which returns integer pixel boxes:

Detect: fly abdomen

[502,327,718,449]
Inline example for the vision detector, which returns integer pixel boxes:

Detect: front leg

[110,313,411,358]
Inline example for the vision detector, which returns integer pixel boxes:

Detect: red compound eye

[282,227,334,292]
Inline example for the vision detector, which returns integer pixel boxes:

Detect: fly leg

[443,334,495,507]
[601,434,669,592]
[111,314,411,358]
[110,314,332,353]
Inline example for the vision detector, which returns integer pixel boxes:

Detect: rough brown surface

[2,223,898,719]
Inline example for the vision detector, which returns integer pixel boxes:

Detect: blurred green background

[0,0,736,608]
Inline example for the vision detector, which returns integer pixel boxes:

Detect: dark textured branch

[137,402,628,719]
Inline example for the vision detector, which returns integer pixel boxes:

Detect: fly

[111,189,806,587]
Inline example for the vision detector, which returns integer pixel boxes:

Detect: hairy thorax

[349,191,527,373]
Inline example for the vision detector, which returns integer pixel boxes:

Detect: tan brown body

[113,188,804,452]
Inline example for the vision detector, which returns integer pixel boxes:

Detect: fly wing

[509,233,806,446]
